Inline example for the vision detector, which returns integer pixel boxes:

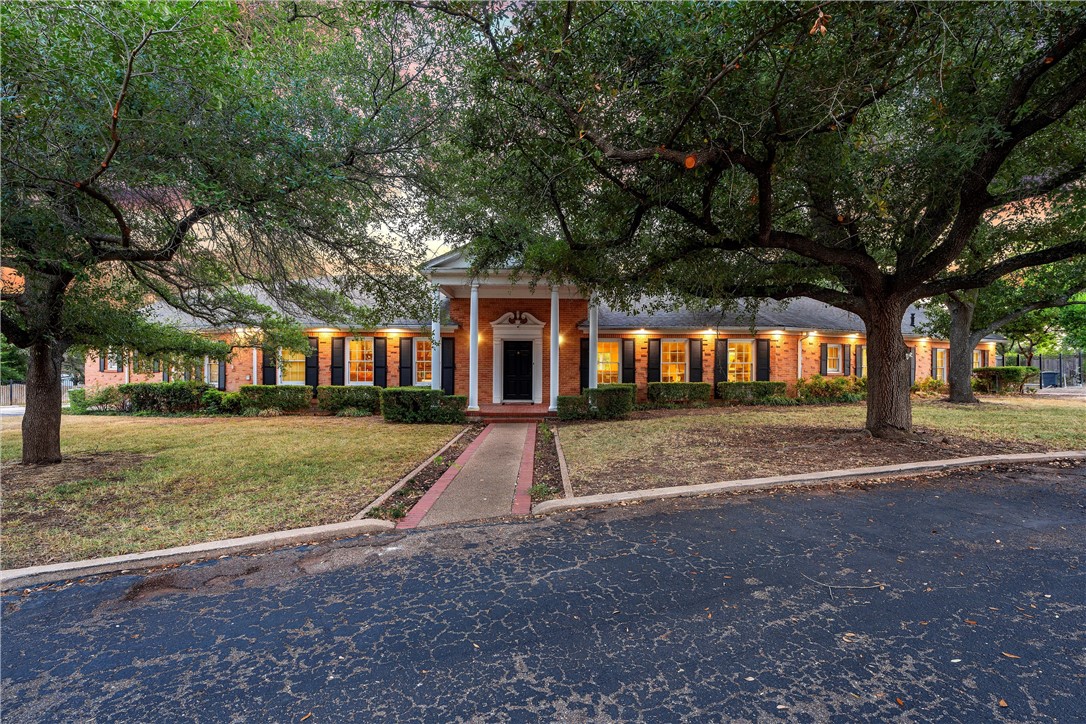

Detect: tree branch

[916,239,1086,299]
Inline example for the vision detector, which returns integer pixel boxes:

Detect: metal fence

[0,381,79,406]
[1000,350,1084,388]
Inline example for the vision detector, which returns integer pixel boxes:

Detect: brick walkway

[398,423,535,528]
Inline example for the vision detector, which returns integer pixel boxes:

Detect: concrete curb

[353,426,471,520]
[511,423,536,515]
[0,519,395,591]
[532,450,1086,516]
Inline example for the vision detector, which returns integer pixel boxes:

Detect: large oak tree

[422,1,1086,437]
[2,2,450,463]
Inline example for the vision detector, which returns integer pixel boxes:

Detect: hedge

[585,383,635,419]
[119,381,208,413]
[380,387,466,423]
[647,382,712,404]
[795,374,866,402]
[202,389,244,414]
[317,385,382,415]
[717,381,787,404]
[238,385,311,411]
[68,388,88,414]
[557,395,588,421]
[973,366,1038,394]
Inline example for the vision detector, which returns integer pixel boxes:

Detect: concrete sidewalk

[417,423,532,527]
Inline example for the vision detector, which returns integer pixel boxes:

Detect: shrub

[795,374,866,403]
[258,408,282,417]
[585,383,635,420]
[316,385,381,415]
[238,385,311,411]
[335,407,369,417]
[647,381,712,404]
[119,381,208,413]
[241,406,262,417]
[77,385,125,412]
[911,377,947,396]
[762,394,801,406]
[202,389,225,412]
[219,392,243,414]
[380,387,466,423]
[972,366,1039,394]
[68,388,88,414]
[717,381,787,404]
[557,395,588,421]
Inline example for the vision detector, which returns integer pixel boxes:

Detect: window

[206,358,222,387]
[661,340,688,383]
[934,348,948,381]
[597,340,620,384]
[827,344,842,374]
[104,349,121,372]
[414,338,433,385]
[861,346,867,375]
[280,349,306,385]
[728,340,754,382]
[973,349,983,369]
[348,337,374,385]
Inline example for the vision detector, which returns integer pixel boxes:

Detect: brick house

[85,248,998,413]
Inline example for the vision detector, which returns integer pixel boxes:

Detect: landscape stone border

[533,450,1086,515]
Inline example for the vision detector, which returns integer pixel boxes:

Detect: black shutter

[262,349,277,385]
[714,339,728,392]
[621,339,635,384]
[819,343,829,375]
[163,367,170,382]
[855,345,864,377]
[441,337,455,394]
[399,337,414,386]
[931,348,937,378]
[305,337,319,395]
[579,338,589,392]
[99,352,105,372]
[218,359,226,391]
[689,338,703,382]
[331,338,345,386]
[647,339,661,383]
[756,339,771,381]
[373,337,388,387]
[843,345,851,377]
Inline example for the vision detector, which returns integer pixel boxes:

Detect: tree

[1,335,28,384]
[423,1,1086,437]
[1058,294,1086,350]
[1002,309,1062,365]
[922,260,1086,402]
[2,2,448,463]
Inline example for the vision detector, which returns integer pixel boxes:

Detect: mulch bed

[364,424,486,521]
[531,423,564,503]
[571,424,1048,497]
[1,453,149,493]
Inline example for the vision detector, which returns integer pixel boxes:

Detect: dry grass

[0,415,460,568]
[559,396,1085,496]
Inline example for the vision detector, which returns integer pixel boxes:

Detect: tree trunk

[21,339,67,465]
[863,302,913,438]
[946,294,980,403]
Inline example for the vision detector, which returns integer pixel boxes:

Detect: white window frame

[934,348,948,381]
[973,349,983,369]
[597,338,622,385]
[346,336,375,387]
[728,339,755,383]
[104,349,122,372]
[205,356,223,389]
[826,343,843,374]
[278,347,306,386]
[660,338,690,383]
[413,337,433,386]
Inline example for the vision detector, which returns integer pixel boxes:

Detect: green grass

[1,415,461,568]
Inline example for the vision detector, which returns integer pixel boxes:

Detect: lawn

[558,396,1086,497]
[0,415,461,568]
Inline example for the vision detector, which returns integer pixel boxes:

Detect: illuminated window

[973,349,983,369]
[661,340,688,383]
[597,340,620,384]
[348,337,374,385]
[414,339,433,385]
[728,340,754,382]
[280,349,306,385]
[206,358,223,389]
[827,344,842,374]
[861,346,867,375]
[934,348,948,381]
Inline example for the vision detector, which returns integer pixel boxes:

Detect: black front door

[503,341,533,401]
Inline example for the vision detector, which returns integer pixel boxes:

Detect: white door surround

[491,311,545,404]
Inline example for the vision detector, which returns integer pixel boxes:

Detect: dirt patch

[1,453,149,492]
[365,425,485,520]
[531,423,563,502]
[571,423,1048,497]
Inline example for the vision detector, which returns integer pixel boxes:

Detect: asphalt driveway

[3,462,1084,722]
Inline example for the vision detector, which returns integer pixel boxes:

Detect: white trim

[490,311,545,404]
[412,337,434,387]
[660,338,691,383]
[727,338,755,383]
[251,347,258,383]
[588,300,599,389]
[595,338,623,385]
[431,287,443,391]
[278,347,305,386]
[468,283,479,410]
[345,336,376,387]
[826,343,843,374]
[934,347,948,381]
[549,287,559,412]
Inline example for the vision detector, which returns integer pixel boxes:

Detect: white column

[431,286,443,392]
[252,347,258,383]
[588,296,599,389]
[549,286,560,411]
[124,353,131,385]
[468,282,480,410]
[797,334,803,379]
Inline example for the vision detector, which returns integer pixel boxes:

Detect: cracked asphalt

[3,462,1084,723]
